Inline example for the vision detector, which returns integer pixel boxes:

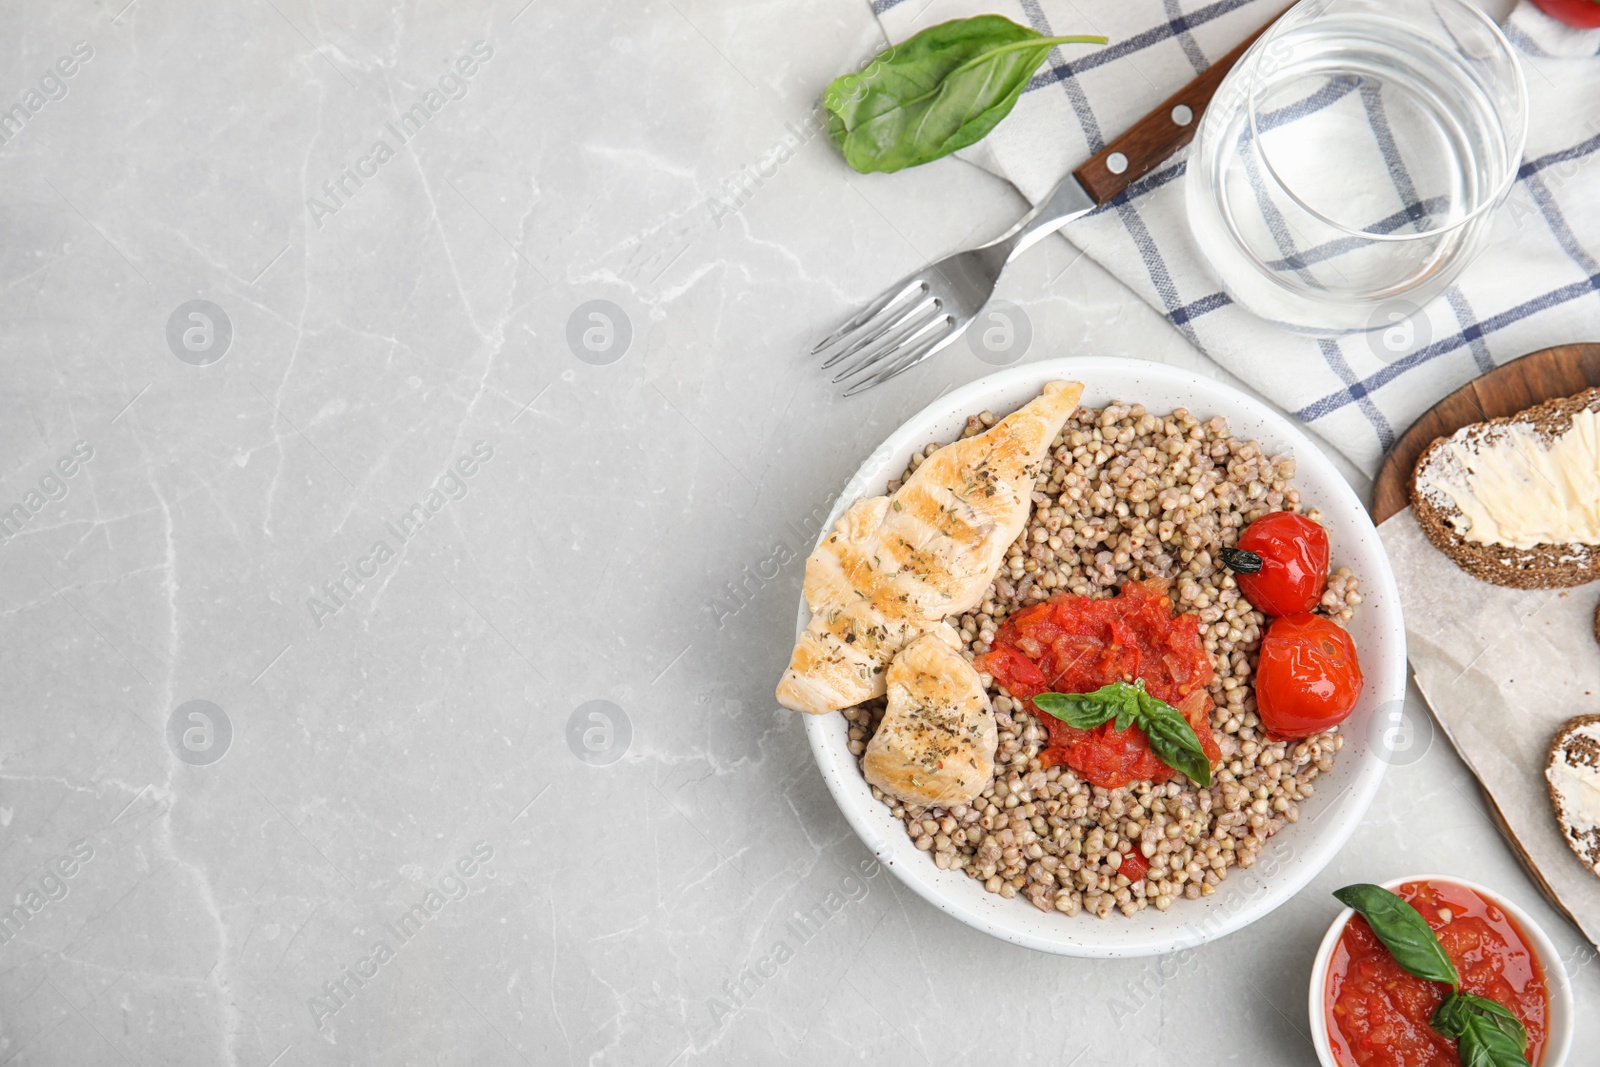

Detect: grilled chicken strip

[776,380,1084,714]
[862,633,996,808]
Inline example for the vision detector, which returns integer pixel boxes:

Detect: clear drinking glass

[1186,0,1528,335]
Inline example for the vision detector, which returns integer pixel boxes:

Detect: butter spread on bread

[1423,406,1600,549]
[1547,714,1600,878]
[1409,388,1600,588]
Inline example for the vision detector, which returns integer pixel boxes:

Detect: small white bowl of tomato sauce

[1309,875,1574,1067]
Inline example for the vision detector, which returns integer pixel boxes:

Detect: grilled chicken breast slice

[776,380,1083,714]
[862,633,996,808]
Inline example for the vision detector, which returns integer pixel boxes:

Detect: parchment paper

[1380,508,1600,949]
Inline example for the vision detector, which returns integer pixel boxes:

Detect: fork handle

[1074,22,1273,203]
[994,20,1274,265]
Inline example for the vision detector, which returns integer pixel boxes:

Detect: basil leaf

[1455,1012,1533,1067]
[1431,992,1527,1048]
[1032,692,1116,729]
[1034,681,1144,729]
[823,16,1106,173]
[1133,685,1173,725]
[1432,992,1469,1037]
[1113,683,1141,732]
[1033,681,1213,785]
[1141,708,1212,787]
[1332,884,1461,988]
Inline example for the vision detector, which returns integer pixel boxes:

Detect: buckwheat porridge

[841,402,1362,919]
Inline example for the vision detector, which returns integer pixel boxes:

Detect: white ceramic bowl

[798,357,1407,957]
[1308,874,1574,1066]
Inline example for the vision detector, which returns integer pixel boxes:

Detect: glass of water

[1186,0,1528,335]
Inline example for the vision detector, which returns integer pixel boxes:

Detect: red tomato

[1118,849,1150,882]
[977,580,1221,788]
[1326,880,1549,1067]
[1529,0,1600,27]
[1230,511,1329,617]
[1255,614,1362,739]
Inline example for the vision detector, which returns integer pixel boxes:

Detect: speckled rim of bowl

[1308,873,1575,1067]
[797,356,1407,958]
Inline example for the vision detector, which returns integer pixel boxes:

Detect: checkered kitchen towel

[870,0,1600,474]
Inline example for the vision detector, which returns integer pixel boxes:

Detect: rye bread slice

[1546,714,1600,879]
[1409,387,1600,589]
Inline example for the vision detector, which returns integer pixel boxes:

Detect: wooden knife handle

[1072,22,1274,205]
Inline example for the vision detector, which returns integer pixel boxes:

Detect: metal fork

[814,177,1099,395]
[813,22,1274,395]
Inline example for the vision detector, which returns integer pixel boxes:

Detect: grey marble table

[0,2,1593,1065]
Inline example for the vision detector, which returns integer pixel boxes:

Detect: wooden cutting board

[1370,340,1600,933]
[1370,342,1600,524]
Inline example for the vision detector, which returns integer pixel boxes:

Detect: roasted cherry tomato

[1224,511,1329,617]
[1529,0,1600,27]
[1255,613,1363,739]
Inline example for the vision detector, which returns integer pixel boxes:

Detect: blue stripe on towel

[1294,273,1600,422]
[1290,134,1600,424]
[1023,0,1263,88]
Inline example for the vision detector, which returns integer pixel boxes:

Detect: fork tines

[812,278,956,395]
